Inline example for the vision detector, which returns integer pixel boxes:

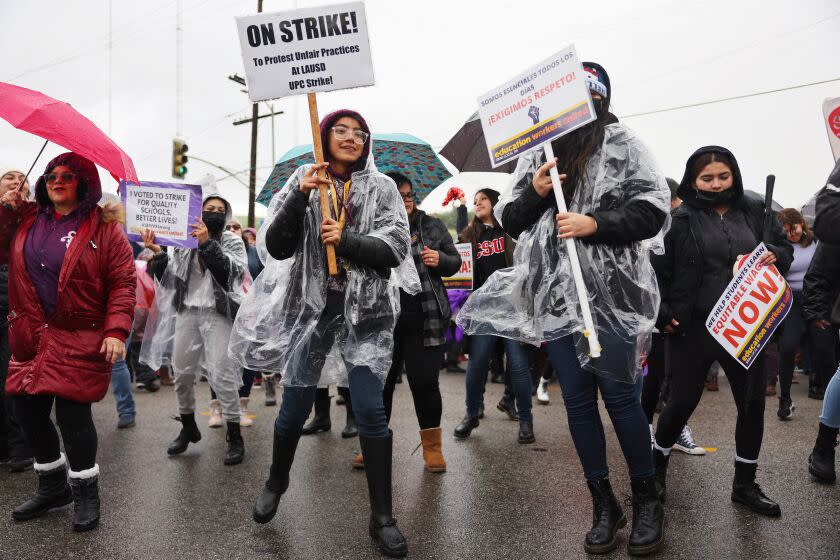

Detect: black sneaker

[777,397,794,420]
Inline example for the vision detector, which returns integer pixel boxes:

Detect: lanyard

[326,175,352,229]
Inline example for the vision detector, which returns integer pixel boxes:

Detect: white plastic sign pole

[543,143,602,357]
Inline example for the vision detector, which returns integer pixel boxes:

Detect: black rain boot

[68,467,100,532]
[651,447,670,503]
[584,478,626,554]
[12,456,73,521]
[224,421,245,465]
[263,375,277,407]
[301,388,331,435]
[253,430,301,523]
[360,431,408,558]
[809,422,838,482]
[339,387,358,439]
[453,415,479,439]
[627,477,665,556]
[166,413,202,455]
[731,461,780,516]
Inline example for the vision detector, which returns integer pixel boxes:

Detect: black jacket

[803,243,840,323]
[814,158,840,245]
[501,180,666,244]
[148,238,241,317]
[656,146,793,331]
[410,210,461,320]
[265,188,401,275]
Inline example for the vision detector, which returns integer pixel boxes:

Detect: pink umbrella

[0,81,138,183]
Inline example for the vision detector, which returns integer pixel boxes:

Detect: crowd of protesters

[1,63,840,559]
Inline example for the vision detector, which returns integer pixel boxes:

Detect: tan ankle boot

[351,452,365,470]
[420,428,446,473]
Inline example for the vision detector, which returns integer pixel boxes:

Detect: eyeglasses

[45,172,77,184]
[400,192,415,201]
[331,126,369,145]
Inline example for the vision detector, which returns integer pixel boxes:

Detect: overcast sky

[2,0,838,219]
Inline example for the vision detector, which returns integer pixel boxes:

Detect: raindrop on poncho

[229,151,420,387]
[457,123,671,383]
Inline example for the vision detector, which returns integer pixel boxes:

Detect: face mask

[202,211,227,235]
[694,188,735,205]
[592,97,609,117]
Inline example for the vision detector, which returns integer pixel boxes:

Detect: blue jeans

[466,335,533,422]
[275,365,389,438]
[546,336,653,482]
[111,358,136,419]
[820,365,840,428]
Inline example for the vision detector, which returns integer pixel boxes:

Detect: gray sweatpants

[173,309,241,423]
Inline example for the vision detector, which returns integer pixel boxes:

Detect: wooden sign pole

[307,92,339,276]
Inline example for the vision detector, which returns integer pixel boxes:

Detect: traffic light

[172,138,188,178]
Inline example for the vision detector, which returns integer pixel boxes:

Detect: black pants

[0,322,29,460]
[655,321,767,461]
[383,320,443,430]
[11,394,97,471]
[809,322,840,393]
[641,333,670,425]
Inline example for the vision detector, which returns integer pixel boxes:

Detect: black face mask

[202,211,227,235]
[593,97,609,117]
[694,188,735,205]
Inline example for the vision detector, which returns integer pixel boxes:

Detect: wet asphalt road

[1,371,839,560]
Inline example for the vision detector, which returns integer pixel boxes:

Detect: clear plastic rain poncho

[457,123,671,383]
[139,191,250,390]
[229,153,420,387]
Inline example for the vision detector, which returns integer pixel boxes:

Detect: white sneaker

[673,425,705,455]
[537,378,550,404]
[208,399,223,428]
[239,397,254,427]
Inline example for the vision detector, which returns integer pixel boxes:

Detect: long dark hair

[549,109,609,202]
[778,208,814,247]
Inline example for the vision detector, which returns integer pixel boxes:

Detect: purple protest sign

[120,181,203,249]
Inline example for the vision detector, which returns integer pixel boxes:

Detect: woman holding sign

[652,146,792,516]
[142,188,249,466]
[458,63,670,555]
[0,152,136,532]
[233,110,418,558]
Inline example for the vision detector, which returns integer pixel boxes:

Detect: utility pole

[245,0,264,227]
[176,0,183,138]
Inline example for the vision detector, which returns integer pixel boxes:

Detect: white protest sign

[236,2,374,102]
[824,97,840,163]
[476,45,596,168]
[705,243,793,369]
[120,181,203,249]
[442,243,474,290]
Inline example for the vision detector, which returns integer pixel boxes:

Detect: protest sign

[442,243,473,290]
[476,45,596,168]
[236,2,374,102]
[824,97,840,162]
[474,45,601,357]
[120,181,202,249]
[705,243,793,369]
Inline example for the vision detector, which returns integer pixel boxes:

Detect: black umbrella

[801,192,818,226]
[439,112,518,173]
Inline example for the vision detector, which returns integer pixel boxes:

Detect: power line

[619,77,840,119]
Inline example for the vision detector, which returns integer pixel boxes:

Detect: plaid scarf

[410,217,445,347]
